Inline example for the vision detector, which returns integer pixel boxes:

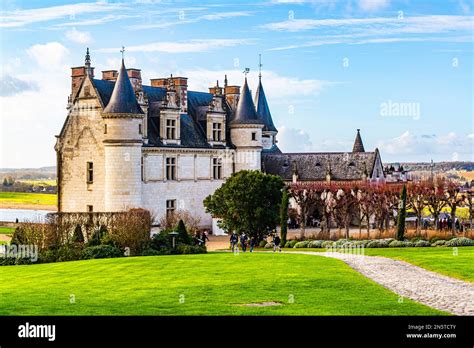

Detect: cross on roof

[120,46,125,59]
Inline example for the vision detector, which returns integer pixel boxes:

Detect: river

[0,209,52,223]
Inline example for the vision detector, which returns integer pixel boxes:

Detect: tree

[464,191,474,230]
[407,182,428,236]
[72,224,84,244]
[426,177,447,230]
[176,219,191,245]
[288,186,319,238]
[280,188,289,246]
[444,181,464,235]
[203,170,284,242]
[333,188,357,239]
[396,185,407,241]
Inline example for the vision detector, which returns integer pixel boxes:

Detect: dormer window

[212,122,222,141]
[282,162,289,168]
[166,119,176,139]
[315,162,321,167]
[349,162,355,167]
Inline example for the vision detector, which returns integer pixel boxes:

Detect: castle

[55,49,385,230]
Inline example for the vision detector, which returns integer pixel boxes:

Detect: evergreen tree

[72,224,84,244]
[280,188,289,246]
[396,185,407,241]
[176,219,191,245]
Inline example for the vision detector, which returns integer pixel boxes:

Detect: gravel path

[289,251,474,316]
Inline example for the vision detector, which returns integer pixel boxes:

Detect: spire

[352,129,365,152]
[255,77,277,132]
[85,47,92,76]
[224,74,228,88]
[103,58,143,115]
[258,53,262,81]
[231,77,261,125]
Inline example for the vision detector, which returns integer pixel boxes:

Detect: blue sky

[0,0,473,168]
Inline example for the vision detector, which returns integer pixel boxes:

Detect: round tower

[230,77,263,172]
[102,58,144,211]
[255,74,278,151]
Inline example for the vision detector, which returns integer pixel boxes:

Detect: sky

[0,0,473,168]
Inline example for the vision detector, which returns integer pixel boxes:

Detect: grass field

[0,192,57,208]
[285,247,474,283]
[0,253,444,316]
[0,226,14,235]
[16,179,56,186]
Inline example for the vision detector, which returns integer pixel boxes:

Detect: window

[166,199,176,217]
[104,124,107,134]
[86,162,93,183]
[251,132,257,141]
[166,157,176,180]
[138,123,142,135]
[212,122,222,141]
[84,85,91,97]
[87,205,93,213]
[166,119,176,139]
[213,158,222,179]
[141,156,144,181]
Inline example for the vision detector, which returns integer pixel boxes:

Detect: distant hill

[385,161,474,172]
[0,166,56,180]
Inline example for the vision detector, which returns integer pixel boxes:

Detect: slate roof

[103,59,144,115]
[353,129,365,152]
[231,77,262,125]
[262,152,377,181]
[255,79,277,132]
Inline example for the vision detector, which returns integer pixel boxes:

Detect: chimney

[127,68,142,92]
[224,85,240,111]
[102,70,118,81]
[70,48,95,101]
[209,80,223,96]
[151,76,188,113]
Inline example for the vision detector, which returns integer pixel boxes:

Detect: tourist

[202,230,210,246]
[240,232,248,252]
[249,237,256,252]
[273,234,281,252]
[230,232,238,252]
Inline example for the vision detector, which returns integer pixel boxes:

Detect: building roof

[255,79,277,132]
[353,129,365,152]
[231,77,262,125]
[102,59,144,115]
[262,152,377,181]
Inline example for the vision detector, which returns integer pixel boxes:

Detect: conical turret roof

[352,129,365,152]
[103,59,143,115]
[255,78,277,132]
[231,77,262,125]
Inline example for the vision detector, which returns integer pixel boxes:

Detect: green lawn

[0,226,15,234]
[0,192,57,206]
[363,247,474,283]
[0,253,444,316]
[285,246,474,283]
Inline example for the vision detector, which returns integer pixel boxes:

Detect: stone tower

[102,58,144,211]
[230,77,264,171]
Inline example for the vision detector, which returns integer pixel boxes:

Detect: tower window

[139,123,142,135]
[213,158,222,179]
[87,205,93,213]
[212,122,222,141]
[166,157,176,180]
[251,132,257,141]
[166,119,176,139]
[166,199,176,217]
[104,124,107,134]
[86,162,93,183]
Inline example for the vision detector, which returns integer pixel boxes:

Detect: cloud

[99,39,256,54]
[56,14,135,27]
[0,2,125,28]
[377,131,474,159]
[26,42,70,71]
[277,126,314,153]
[0,75,38,96]
[358,0,390,11]
[65,28,92,44]
[128,11,252,30]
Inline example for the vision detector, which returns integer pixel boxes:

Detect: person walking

[249,237,256,252]
[202,230,210,246]
[240,232,248,252]
[273,234,281,252]
[230,232,238,252]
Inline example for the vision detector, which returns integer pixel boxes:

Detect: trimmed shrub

[150,231,172,252]
[288,240,298,248]
[334,239,349,246]
[176,219,192,245]
[176,245,207,254]
[415,240,431,247]
[71,225,84,244]
[264,242,274,249]
[259,240,267,248]
[389,240,407,248]
[404,241,414,247]
[82,245,123,259]
[366,240,390,248]
[352,240,370,247]
[87,225,108,247]
[445,237,474,247]
[321,241,334,248]
[431,240,447,247]
[308,240,323,248]
[294,241,310,248]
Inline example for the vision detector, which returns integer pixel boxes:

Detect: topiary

[389,240,406,248]
[404,241,414,247]
[431,240,447,247]
[259,240,267,248]
[176,219,192,245]
[82,245,123,259]
[294,241,310,248]
[289,240,298,248]
[321,240,334,248]
[445,237,474,247]
[308,240,323,248]
[415,240,431,247]
[71,224,84,244]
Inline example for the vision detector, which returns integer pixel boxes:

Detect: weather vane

[243,67,250,77]
[258,54,262,79]
[120,46,125,59]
